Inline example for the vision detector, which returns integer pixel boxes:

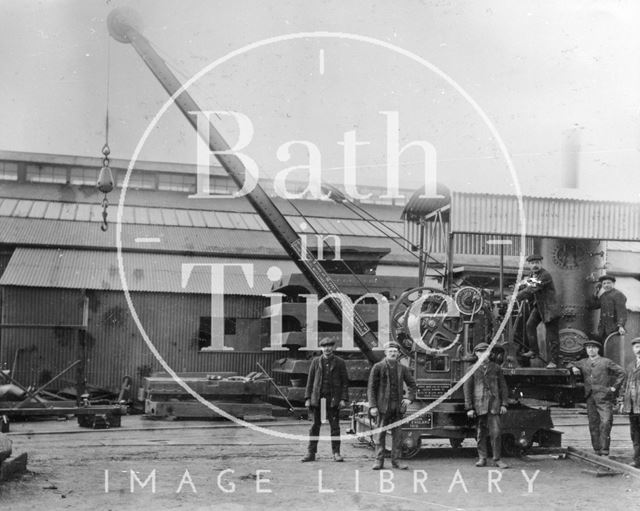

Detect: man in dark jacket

[588,275,627,342]
[516,254,561,368]
[301,337,349,462]
[464,342,510,468]
[622,337,640,467]
[569,339,625,456]
[367,342,417,470]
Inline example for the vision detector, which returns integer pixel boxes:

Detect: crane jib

[289,238,376,338]
[108,12,381,364]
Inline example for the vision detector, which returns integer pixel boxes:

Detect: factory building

[0,150,417,394]
[1,150,639,395]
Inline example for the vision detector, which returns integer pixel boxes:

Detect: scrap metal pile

[0,368,127,431]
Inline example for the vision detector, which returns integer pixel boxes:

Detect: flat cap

[631,337,640,346]
[598,275,616,283]
[583,339,602,349]
[473,342,490,352]
[319,337,336,346]
[526,254,543,262]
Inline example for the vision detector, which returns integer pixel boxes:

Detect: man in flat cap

[569,339,625,456]
[367,342,417,470]
[464,342,510,468]
[588,274,627,342]
[516,254,561,368]
[301,337,349,462]
[622,337,640,467]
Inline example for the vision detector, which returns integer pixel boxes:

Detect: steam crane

[106,8,381,365]
[108,9,565,458]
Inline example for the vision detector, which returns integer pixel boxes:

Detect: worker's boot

[300,452,316,462]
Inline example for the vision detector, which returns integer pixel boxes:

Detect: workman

[569,339,625,456]
[301,337,349,463]
[464,342,510,469]
[516,254,561,368]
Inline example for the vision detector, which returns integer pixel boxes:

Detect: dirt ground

[1,411,639,511]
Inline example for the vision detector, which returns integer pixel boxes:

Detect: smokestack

[561,126,581,188]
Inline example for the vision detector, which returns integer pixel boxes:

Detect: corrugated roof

[0,149,226,176]
[448,191,640,240]
[0,248,418,293]
[0,217,416,263]
[0,196,404,238]
[1,181,405,222]
[0,248,300,294]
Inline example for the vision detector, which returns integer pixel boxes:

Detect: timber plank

[144,378,268,397]
[145,400,272,420]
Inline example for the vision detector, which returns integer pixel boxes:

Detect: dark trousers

[513,301,532,348]
[374,408,402,463]
[526,308,560,363]
[476,413,502,461]
[306,400,341,454]
[586,393,614,454]
[630,414,640,463]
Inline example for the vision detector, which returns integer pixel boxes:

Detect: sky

[1,0,639,201]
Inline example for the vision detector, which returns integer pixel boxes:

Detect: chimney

[561,126,581,188]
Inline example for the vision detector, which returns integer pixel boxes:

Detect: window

[0,161,18,181]
[70,167,104,186]
[198,317,237,350]
[224,318,236,335]
[198,317,212,350]
[158,173,196,193]
[27,164,67,184]
[120,171,156,190]
[209,176,237,195]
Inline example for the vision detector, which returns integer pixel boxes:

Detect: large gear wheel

[454,286,484,316]
[391,286,464,355]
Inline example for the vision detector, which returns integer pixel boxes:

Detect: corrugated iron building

[4,151,639,392]
[0,151,418,393]
[402,189,640,364]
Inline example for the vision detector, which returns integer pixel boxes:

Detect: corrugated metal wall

[404,219,533,256]
[0,287,84,387]
[0,286,287,393]
[450,192,640,240]
[0,248,15,355]
[404,193,640,244]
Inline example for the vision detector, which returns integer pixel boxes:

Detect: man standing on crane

[517,254,561,368]
[588,275,627,342]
